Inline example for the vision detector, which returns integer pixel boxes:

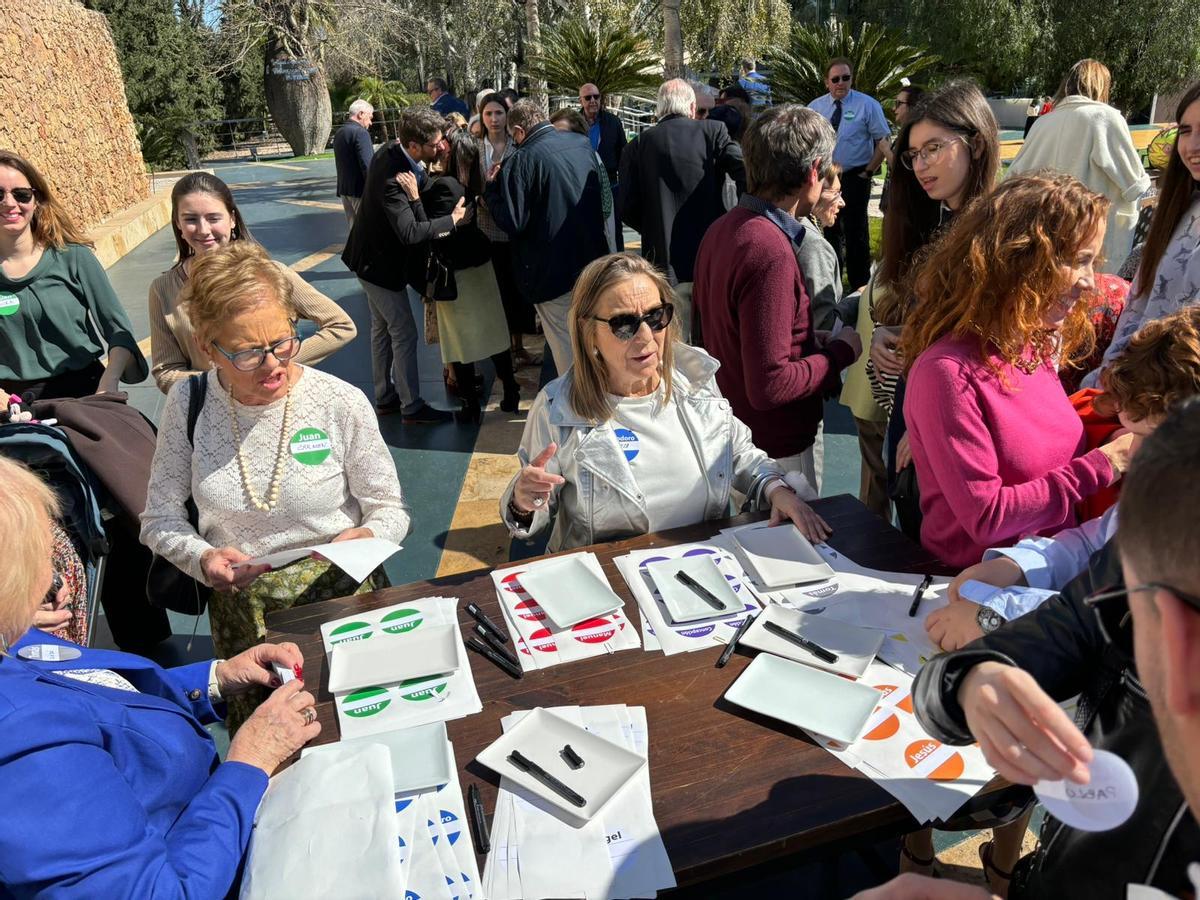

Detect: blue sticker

[396,797,413,812]
[614,427,639,461]
[406,893,420,900]
[441,809,461,845]
[428,819,438,844]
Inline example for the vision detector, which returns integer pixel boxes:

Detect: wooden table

[266,495,1012,887]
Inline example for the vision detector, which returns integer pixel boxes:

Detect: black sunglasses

[591,303,674,340]
[830,74,852,84]
[0,187,36,204]
[582,93,600,101]
[1084,581,1200,652]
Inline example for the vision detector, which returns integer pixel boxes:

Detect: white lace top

[140,366,411,585]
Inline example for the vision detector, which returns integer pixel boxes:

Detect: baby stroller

[0,420,109,645]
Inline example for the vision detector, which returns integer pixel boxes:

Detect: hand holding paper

[234,537,401,584]
[203,546,270,591]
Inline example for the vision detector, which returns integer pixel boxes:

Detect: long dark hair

[169,172,253,267]
[445,128,482,196]
[877,81,999,322]
[1134,81,1200,299]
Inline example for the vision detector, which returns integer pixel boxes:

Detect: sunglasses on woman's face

[0,187,36,204]
[591,303,674,340]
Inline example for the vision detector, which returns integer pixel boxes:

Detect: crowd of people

[0,53,1199,897]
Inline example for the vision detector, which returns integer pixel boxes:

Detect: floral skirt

[209,557,387,734]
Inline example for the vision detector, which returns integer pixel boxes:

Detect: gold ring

[302,706,317,726]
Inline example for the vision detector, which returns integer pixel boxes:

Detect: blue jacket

[332,120,375,198]
[431,93,469,118]
[0,630,267,898]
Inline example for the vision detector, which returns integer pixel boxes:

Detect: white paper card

[238,536,401,583]
[1035,749,1139,832]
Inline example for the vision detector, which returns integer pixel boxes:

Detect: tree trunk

[264,50,333,157]
[663,0,684,79]
[525,0,548,116]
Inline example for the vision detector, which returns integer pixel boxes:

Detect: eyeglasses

[590,303,674,340]
[581,93,600,102]
[830,75,852,84]
[820,189,843,202]
[211,333,302,371]
[1083,581,1200,653]
[0,187,36,204]
[900,135,970,170]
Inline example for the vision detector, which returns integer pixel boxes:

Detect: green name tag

[289,427,332,465]
[0,293,20,316]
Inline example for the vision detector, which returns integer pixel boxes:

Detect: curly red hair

[900,173,1109,378]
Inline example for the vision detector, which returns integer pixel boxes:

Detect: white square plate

[729,522,836,588]
[301,721,452,794]
[724,652,879,744]
[517,557,624,630]
[645,555,743,623]
[326,623,459,693]
[475,707,646,827]
[741,604,883,678]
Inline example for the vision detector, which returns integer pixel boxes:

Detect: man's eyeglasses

[0,187,36,204]
[581,93,600,102]
[830,74,852,84]
[211,333,303,371]
[590,303,674,340]
[1084,581,1200,652]
[900,135,970,170]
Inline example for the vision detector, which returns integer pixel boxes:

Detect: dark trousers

[491,243,535,335]
[824,165,873,290]
[3,360,104,402]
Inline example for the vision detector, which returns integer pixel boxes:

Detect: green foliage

[524,19,661,99]
[680,0,791,75]
[350,76,411,111]
[768,20,939,104]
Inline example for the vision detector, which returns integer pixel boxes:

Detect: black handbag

[145,373,211,615]
[425,248,457,301]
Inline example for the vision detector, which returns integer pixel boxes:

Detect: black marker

[465,637,523,679]
[675,570,726,610]
[474,623,520,668]
[908,574,934,618]
[561,744,585,770]
[508,750,586,807]
[763,620,839,664]
[467,784,490,854]
[716,611,757,668]
[465,602,510,643]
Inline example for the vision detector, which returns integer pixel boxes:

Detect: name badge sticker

[614,427,640,461]
[0,293,20,316]
[289,427,332,465]
[1034,749,1139,832]
[18,644,83,662]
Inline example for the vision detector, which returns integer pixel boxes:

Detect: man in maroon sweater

[693,104,861,493]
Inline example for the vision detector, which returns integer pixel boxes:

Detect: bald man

[578,83,627,189]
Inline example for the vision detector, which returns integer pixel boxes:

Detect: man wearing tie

[808,58,891,289]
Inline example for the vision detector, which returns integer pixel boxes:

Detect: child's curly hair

[1100,306,1200,422]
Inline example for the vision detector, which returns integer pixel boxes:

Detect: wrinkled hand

[870,325,904,376]
[201,546,269,592]
[395,171,420,201]
[331,526,374,543]
[34,577,73,632]
[925,601,985,651]
[948,556,1026,603]
[1098,431,1136,480]
[216,641,305,697]
[767,487,832,542]
[850,872,997,899]
[829,322,863,360]
[226,679,321,776]
[959,661,1093,786]
[895,432,912,471]
[512,443,565,514]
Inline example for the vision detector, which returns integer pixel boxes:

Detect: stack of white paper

[803,659,996,824]
[319,597,482,740]
[489,553,640,671]
[239,536,401,583]
[614,542,763,655]
[482,705,675,899]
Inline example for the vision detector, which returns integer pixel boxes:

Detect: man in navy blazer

[427,76,468,118]
[332,99,375,225]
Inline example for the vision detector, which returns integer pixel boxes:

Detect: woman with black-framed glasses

[499,253,829,552]
[141,242,409,732]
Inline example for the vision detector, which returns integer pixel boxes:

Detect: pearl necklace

[228,382,293,512]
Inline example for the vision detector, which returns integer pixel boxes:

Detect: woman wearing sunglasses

[500,253,829,552]
[148,172,355,394]
[140,242,409,731]
[0,150,147,401]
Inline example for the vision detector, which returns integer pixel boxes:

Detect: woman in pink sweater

[902,174,1135,567]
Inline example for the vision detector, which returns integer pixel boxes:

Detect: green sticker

[289,427,332,465]
[0,293,19,317]
[398,674,450,703]
[341,687,392,717]
[381,608,424,635]
[329,620,373,644]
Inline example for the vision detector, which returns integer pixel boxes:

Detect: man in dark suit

[332,99,375,225]
[426,77,469,118]
[342,107,466,421]
[580,82,627,250]
[618,78,746,341]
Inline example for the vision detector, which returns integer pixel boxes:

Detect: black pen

[908,574,934,618]
[763,620,839,664]
[465,637,524,679]
[716,611,757,668]
[467,784,490,854]
[474,623,521,668]
[465,602,510,643]
[675,570,726,610]
[508,750,587,807]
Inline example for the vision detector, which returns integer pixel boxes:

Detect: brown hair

[1055,59,1112,105]
[826,57,853,77]
[1133,82,1200,300]
[900,173,1108,377]
[180,241,296,346]
[0,150,91,250]
[550,107,589,136]
[1100,306,1200,421]
[0,456,60,645]
[567,253,678,423]
[169,172,254,267]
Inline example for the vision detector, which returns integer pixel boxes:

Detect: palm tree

[351,76,410,141]
[768,20,938,105]
[663,0,684,80]
[524,19,661,102]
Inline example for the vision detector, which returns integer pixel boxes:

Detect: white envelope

[327,623,459,693]
[728,522,836,587]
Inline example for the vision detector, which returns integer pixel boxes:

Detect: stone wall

[0,0,148,233]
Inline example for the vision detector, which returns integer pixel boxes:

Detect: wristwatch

[976,606,1006,634]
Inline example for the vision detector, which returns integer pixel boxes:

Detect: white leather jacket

[501,343,786,552]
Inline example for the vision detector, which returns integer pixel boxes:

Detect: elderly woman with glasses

[501,253,829,552]
[141,242,410,731]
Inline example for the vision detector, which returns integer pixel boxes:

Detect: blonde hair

[180,242,296,346]
[1056,59,1112,105]
[0,456,60,646]
[567,253,678,423]
[0,150,92,250]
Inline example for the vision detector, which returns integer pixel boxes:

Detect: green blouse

[0,243,147,384]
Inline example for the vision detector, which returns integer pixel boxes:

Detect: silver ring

[533,495,545,507]
[301,706,317,726]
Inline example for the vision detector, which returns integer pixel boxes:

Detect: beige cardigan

[148,260,356,393]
